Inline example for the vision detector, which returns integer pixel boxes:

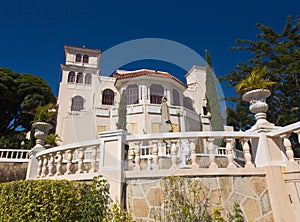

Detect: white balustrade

[170,140,178,167]
[151,140,159,170]
[242,139,254,168]
[282,134,296,165]
[189,139,197,166]
[0,149,30,162]
[134,141,141,170]
[225,138,236,168]
[28,121,300,179]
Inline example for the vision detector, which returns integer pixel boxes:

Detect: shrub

[0,176,112,221]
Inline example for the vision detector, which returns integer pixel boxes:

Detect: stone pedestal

[243,90,287,167]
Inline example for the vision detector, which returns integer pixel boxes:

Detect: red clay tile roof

[113,69,187,87]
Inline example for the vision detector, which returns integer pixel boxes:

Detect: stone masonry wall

[126,175,273,222]
[0,162,28,182]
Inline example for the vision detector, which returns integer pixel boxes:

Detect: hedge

[0,177,111,221]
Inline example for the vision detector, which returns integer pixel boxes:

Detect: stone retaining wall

[126,175,273,222]
[0,162,28,183]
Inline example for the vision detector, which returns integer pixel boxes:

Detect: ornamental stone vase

[32,122,53,149]
[242,89,274,130]
[26,122,53,179]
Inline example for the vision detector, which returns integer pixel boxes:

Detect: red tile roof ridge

[113,69,186,87]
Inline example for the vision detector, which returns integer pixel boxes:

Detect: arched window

[126,85,139,105]
[150,84,164,104]
[102,89,114,105]
[173,89,180,106]
[183,97,194,111]
[83,55,89,63]
[71,96,84,111]
[67,71,75,83]
[85,73,92,84]
[75,54,82,62]
[76,72,83,84]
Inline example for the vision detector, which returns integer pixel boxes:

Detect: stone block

[242,198,261,221]
[146,187,162,206]
[233,176,256,197]
[260,191,271,215]
[132,198,149,218]
[219,176,233,202]
[249,176,267,197]
[202,177,219,189]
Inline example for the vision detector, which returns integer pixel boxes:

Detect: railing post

[48,153,55,176]
[208,138,218,168]
[65,150,73,175]
[36,156,43,178]
[283,134,296,165]
[189,139,197,167]
[242,139,254,168]
[151,140,159,170]
[134,141,141,170]
[55,151,63,176]
[170,140,178,167]
[225,138,236,168]
[295,130,300,144]
[41,155,48,177]
[77,147,85,174]
[90,146,97,173]
[158,141,166,156]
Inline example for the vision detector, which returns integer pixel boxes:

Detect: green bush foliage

[0,176,112,221]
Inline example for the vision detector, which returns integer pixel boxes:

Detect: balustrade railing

[0,149,29,162]
[35,139,100,178]
[28,121,300,179]
[125,131,260,171]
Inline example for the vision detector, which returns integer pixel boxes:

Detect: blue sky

[0,0,299,98]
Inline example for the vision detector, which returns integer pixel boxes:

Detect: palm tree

[33,103,57,124]
[236,67,277,93]
[44,133,61,147]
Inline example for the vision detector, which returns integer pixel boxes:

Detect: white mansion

[56,45,211,144]
[7,44,300,221]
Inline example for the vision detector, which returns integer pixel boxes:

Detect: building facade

[56,45,210,144]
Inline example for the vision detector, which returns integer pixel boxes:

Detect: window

[85,73,92,84]
[71,96,84,111]
[126,85,139,105]
[75,54,82,62]
[83,55,89,63]
[102,89,114,105]
[183,97,194,111]
[76,72,83,84]
[150,84,164,104]
[67,71,75,83]
[173,89,180,106]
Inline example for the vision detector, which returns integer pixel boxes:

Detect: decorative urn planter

[32,122,53,147]
[26,122,53,179]
[242,89,274,128]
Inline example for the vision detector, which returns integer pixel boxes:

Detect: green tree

[0,68,56,149]
[205,50,224,135]
[222,16,300,128]
[116,90,127,131]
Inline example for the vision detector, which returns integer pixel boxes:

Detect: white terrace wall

[25,126,300,221]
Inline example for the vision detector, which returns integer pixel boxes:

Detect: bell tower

[56,45,101,144]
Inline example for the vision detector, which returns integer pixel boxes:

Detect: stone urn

[26,122,53,179]
[242,89,274,129]
[32,122,53,151]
